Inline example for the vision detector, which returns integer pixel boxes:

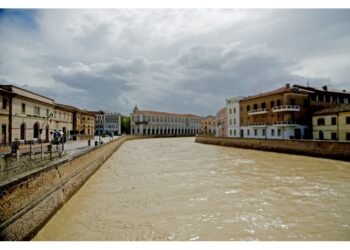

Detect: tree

[121,116,131,134]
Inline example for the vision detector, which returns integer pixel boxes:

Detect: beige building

[0,85,56,143]
[0,88,12,144]
[312,105,350,141]
[200,116,216,135]
[130,106,202,135]
[53,104,74,142]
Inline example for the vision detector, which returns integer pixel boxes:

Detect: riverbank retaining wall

[0,135,150,241]
[195,136,350,161]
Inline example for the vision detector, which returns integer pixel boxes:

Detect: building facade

[0,88,12,145]
[312,105,350,141]
[200,116,216,135]
[0,85,56,144]
[95,111,122,136]
[239,84,311,140]
[226,97,241,138]
[215,107,227,137]
[53,104,74,142]
[130,106,202,135]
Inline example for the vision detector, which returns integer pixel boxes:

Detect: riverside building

[200,116,216,135]
[215,107,227,137]
[130,106,202,135]
[95,111,122,136]
[226,97,241,137]
[312,105,350,141]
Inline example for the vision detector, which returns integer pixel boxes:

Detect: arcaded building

[130,106,202,135]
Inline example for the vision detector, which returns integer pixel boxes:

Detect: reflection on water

[34,137,350,240]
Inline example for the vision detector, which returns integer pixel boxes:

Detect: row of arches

[19,122,67,142]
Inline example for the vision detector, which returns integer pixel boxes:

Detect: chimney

[322,85,328,91]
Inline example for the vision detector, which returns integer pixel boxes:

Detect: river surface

[34,137,350,240]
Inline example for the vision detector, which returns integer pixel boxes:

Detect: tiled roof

[314,105,350,115]
[133,109,201,118]
[241,85,309,101]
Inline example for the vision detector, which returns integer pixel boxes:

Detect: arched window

[33,122,40,139]
[20,123,26,140]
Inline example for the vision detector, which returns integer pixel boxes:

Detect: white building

[130,106,202,135]
[226,97,241,137]
[95,111,121,136]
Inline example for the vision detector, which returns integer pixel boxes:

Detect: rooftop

[314,105,350,115]
[133,109,201,118]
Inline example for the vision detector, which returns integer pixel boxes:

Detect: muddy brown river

[34,137,350,240]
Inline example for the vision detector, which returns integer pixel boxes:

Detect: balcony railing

[248,122,268,127]
[272,121,298,126]
[272,105,300,112]
[248,108,268,115]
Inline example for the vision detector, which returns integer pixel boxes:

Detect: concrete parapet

[195,135,350,161]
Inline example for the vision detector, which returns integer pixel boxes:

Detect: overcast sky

[0,9,349,116]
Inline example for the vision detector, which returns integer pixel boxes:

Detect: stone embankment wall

[0,135,147,241]
[195,135,350,161]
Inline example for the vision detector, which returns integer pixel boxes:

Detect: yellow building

[312,105,350,141]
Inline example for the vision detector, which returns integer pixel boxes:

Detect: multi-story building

[312,105,350,141]
[130,106,202,135]
[53,104,74,142]
[238,84,350,140]
[0,88,12,144]
[200,116,216,135]
[239,84,311,140]
[226,97,241,137]
[0,85,56,144]
[215,107,227,137]
[95,111,121,136]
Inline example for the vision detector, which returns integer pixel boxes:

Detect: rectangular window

[271,129,275,136]
[229,109,232,114]
[347,133,350,141]
[261,102,266,109]
[247,129,250,136]
[270,100,275,108]
[254,129,257,136]
[233,118,236,125]
[234,129,236,136]
[262,129,266,136]
[230,130,232,136]
[2,98,7,109]
[317,118,325,125]
[46,109,49,117]
[253,104,258,110]
[230,119,232,125]
[277,129,281,137]
[233,108,236,114]
[290,98,296,105]
[331,117,337,125]
[346,117,350,124]
[331,132,337,140]
[247,105,250,111]
[22,103,26,113]
[34,106,40,115]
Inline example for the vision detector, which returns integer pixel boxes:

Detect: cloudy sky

[0,9,349,116]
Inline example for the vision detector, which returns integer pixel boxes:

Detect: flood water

[34,137,350,240]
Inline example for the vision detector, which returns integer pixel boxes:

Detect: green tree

[121,116,131,134]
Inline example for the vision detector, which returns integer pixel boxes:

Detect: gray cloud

[0,9,349,115]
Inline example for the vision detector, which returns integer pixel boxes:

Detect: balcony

[248,108,268,116]
[272,121,298,127]
[272,105,300,112]
[248,122,268,127]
